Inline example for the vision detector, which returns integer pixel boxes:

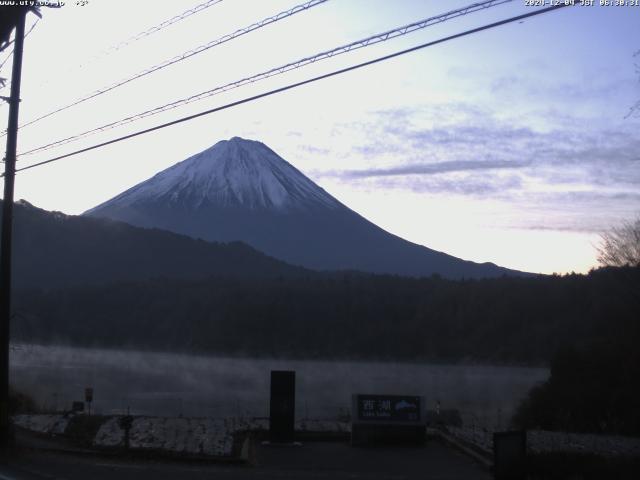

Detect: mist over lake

[10,344,547,427]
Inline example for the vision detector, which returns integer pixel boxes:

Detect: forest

[12,265,640,366]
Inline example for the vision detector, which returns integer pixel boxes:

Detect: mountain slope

[86,137,528,279]
[2,200,307,290]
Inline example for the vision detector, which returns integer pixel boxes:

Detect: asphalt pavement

[0,438,491,480]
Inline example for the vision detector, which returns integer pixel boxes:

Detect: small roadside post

[85,387,93,416]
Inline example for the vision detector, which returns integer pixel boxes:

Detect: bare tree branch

[597,215,640,268]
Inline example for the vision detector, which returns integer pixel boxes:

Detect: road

[0,439,491,480]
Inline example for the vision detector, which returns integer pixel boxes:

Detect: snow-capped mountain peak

[94,137,340,212]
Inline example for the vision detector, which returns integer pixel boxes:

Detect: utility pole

[0,9,26,449]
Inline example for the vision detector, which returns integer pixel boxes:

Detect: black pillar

[269,370,295,443]
[494,431,527,480]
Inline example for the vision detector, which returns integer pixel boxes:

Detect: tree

[512,342,640,435]
[597,215,640,268]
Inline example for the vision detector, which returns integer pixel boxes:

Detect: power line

[25,0,225,100]
[18,0,513,157]
[102,0,225,55]
[12,0,328,134]
[11,4,574,176]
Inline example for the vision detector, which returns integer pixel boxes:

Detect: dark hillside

[0,199,309,289]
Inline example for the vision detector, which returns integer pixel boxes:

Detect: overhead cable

[13,0,328,133]
[18,0,513,157]
[24,1,226,99]
[103,0,226,54]
[11,3,574,176]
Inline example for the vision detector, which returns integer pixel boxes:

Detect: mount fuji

[85,137,525,278]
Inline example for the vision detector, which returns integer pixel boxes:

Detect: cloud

[498,190,640,233]
[522,190,640,207]
[336,159,529,179]
[403,174,523,196]
[303,99,638,239]
[449,62,637,117]
[298,144,330,155]
[339,105,640,189]
[404,125,536,148]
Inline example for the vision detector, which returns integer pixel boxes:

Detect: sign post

[85,387,93,416]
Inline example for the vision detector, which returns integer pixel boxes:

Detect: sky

[1,0,639,275]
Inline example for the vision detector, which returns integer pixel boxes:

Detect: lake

[10,344,548,428]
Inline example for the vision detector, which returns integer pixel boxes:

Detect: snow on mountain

[89,137,340,213]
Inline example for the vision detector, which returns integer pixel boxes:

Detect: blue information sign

[356,395,421,422]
